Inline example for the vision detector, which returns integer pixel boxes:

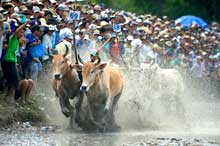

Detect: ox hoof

[62,108,70,117]
[111,124,121,132]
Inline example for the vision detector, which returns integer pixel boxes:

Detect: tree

[87,0,220,22]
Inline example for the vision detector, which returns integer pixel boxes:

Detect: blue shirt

[25,33,39,62]
[76,39,83,49]
[26,33,38,45]
[52,31,60,49]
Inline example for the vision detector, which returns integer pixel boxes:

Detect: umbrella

[175,15,207,29]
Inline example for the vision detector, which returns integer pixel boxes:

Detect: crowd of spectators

[0,0,220,103]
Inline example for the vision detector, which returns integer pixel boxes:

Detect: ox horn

[94,56,101,66]
[78,54,84,64]
[64,44,69,57]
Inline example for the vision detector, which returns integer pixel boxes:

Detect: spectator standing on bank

[109,34,120,64]
[1,21,29,103]
[42,25,55,60]
[52,22,63,49]
[0,13,10,59]
[25,25,44,80]
[131,34,143,65]
[123,35,134,63]
[190,56,203,79]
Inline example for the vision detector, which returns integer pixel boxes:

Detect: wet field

[1,63,220,146]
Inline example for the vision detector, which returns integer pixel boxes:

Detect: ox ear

[97,63,107,70]
[70,64,83,71]
[64,57,69,63]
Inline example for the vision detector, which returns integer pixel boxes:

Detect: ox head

[52,46,70,80]
[52,54,72,80]
[74,57,107,92]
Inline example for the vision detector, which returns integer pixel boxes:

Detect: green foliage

[87,0,220,22]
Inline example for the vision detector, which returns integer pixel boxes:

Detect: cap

[19,14,27,24]
[39,18,48,26]
[48,25,55,31]
[11,13,21,21]
[49,0,56,4]
[196,56,202,59]
[100,21,109,26]
[65,32,73,40]
[83,35,89,40]
[202,51,207,56]
[57,4,68,11]
[93,29,100,35]
[94,5,101,11]
[127,35,134,41]
[33,6,40,13]
[90,49,97,56]
[20,5,28,12]
[3,3,14,9]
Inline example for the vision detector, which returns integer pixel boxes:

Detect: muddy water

[1,129,220,146]
[1,63,220,146]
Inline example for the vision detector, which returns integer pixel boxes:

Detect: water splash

[116,68,220,133]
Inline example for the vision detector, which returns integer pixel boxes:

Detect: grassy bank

[0,97,47,128]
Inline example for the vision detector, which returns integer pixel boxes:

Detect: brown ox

[75,58,123,130]
[52,54,82,122]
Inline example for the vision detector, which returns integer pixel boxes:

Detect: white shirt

[141,44,155,58]
[131,38,142,48]
[190,61,203,78]
[42,34,53,51]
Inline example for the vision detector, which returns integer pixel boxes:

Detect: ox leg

[103,89,112,113]
[52,79,59,97]
[111,94,121,129]
[88,105,105,131]
[75,91,84,124]
[59,89,73,117]
[104,93,121,131]
[70,112,75,129]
